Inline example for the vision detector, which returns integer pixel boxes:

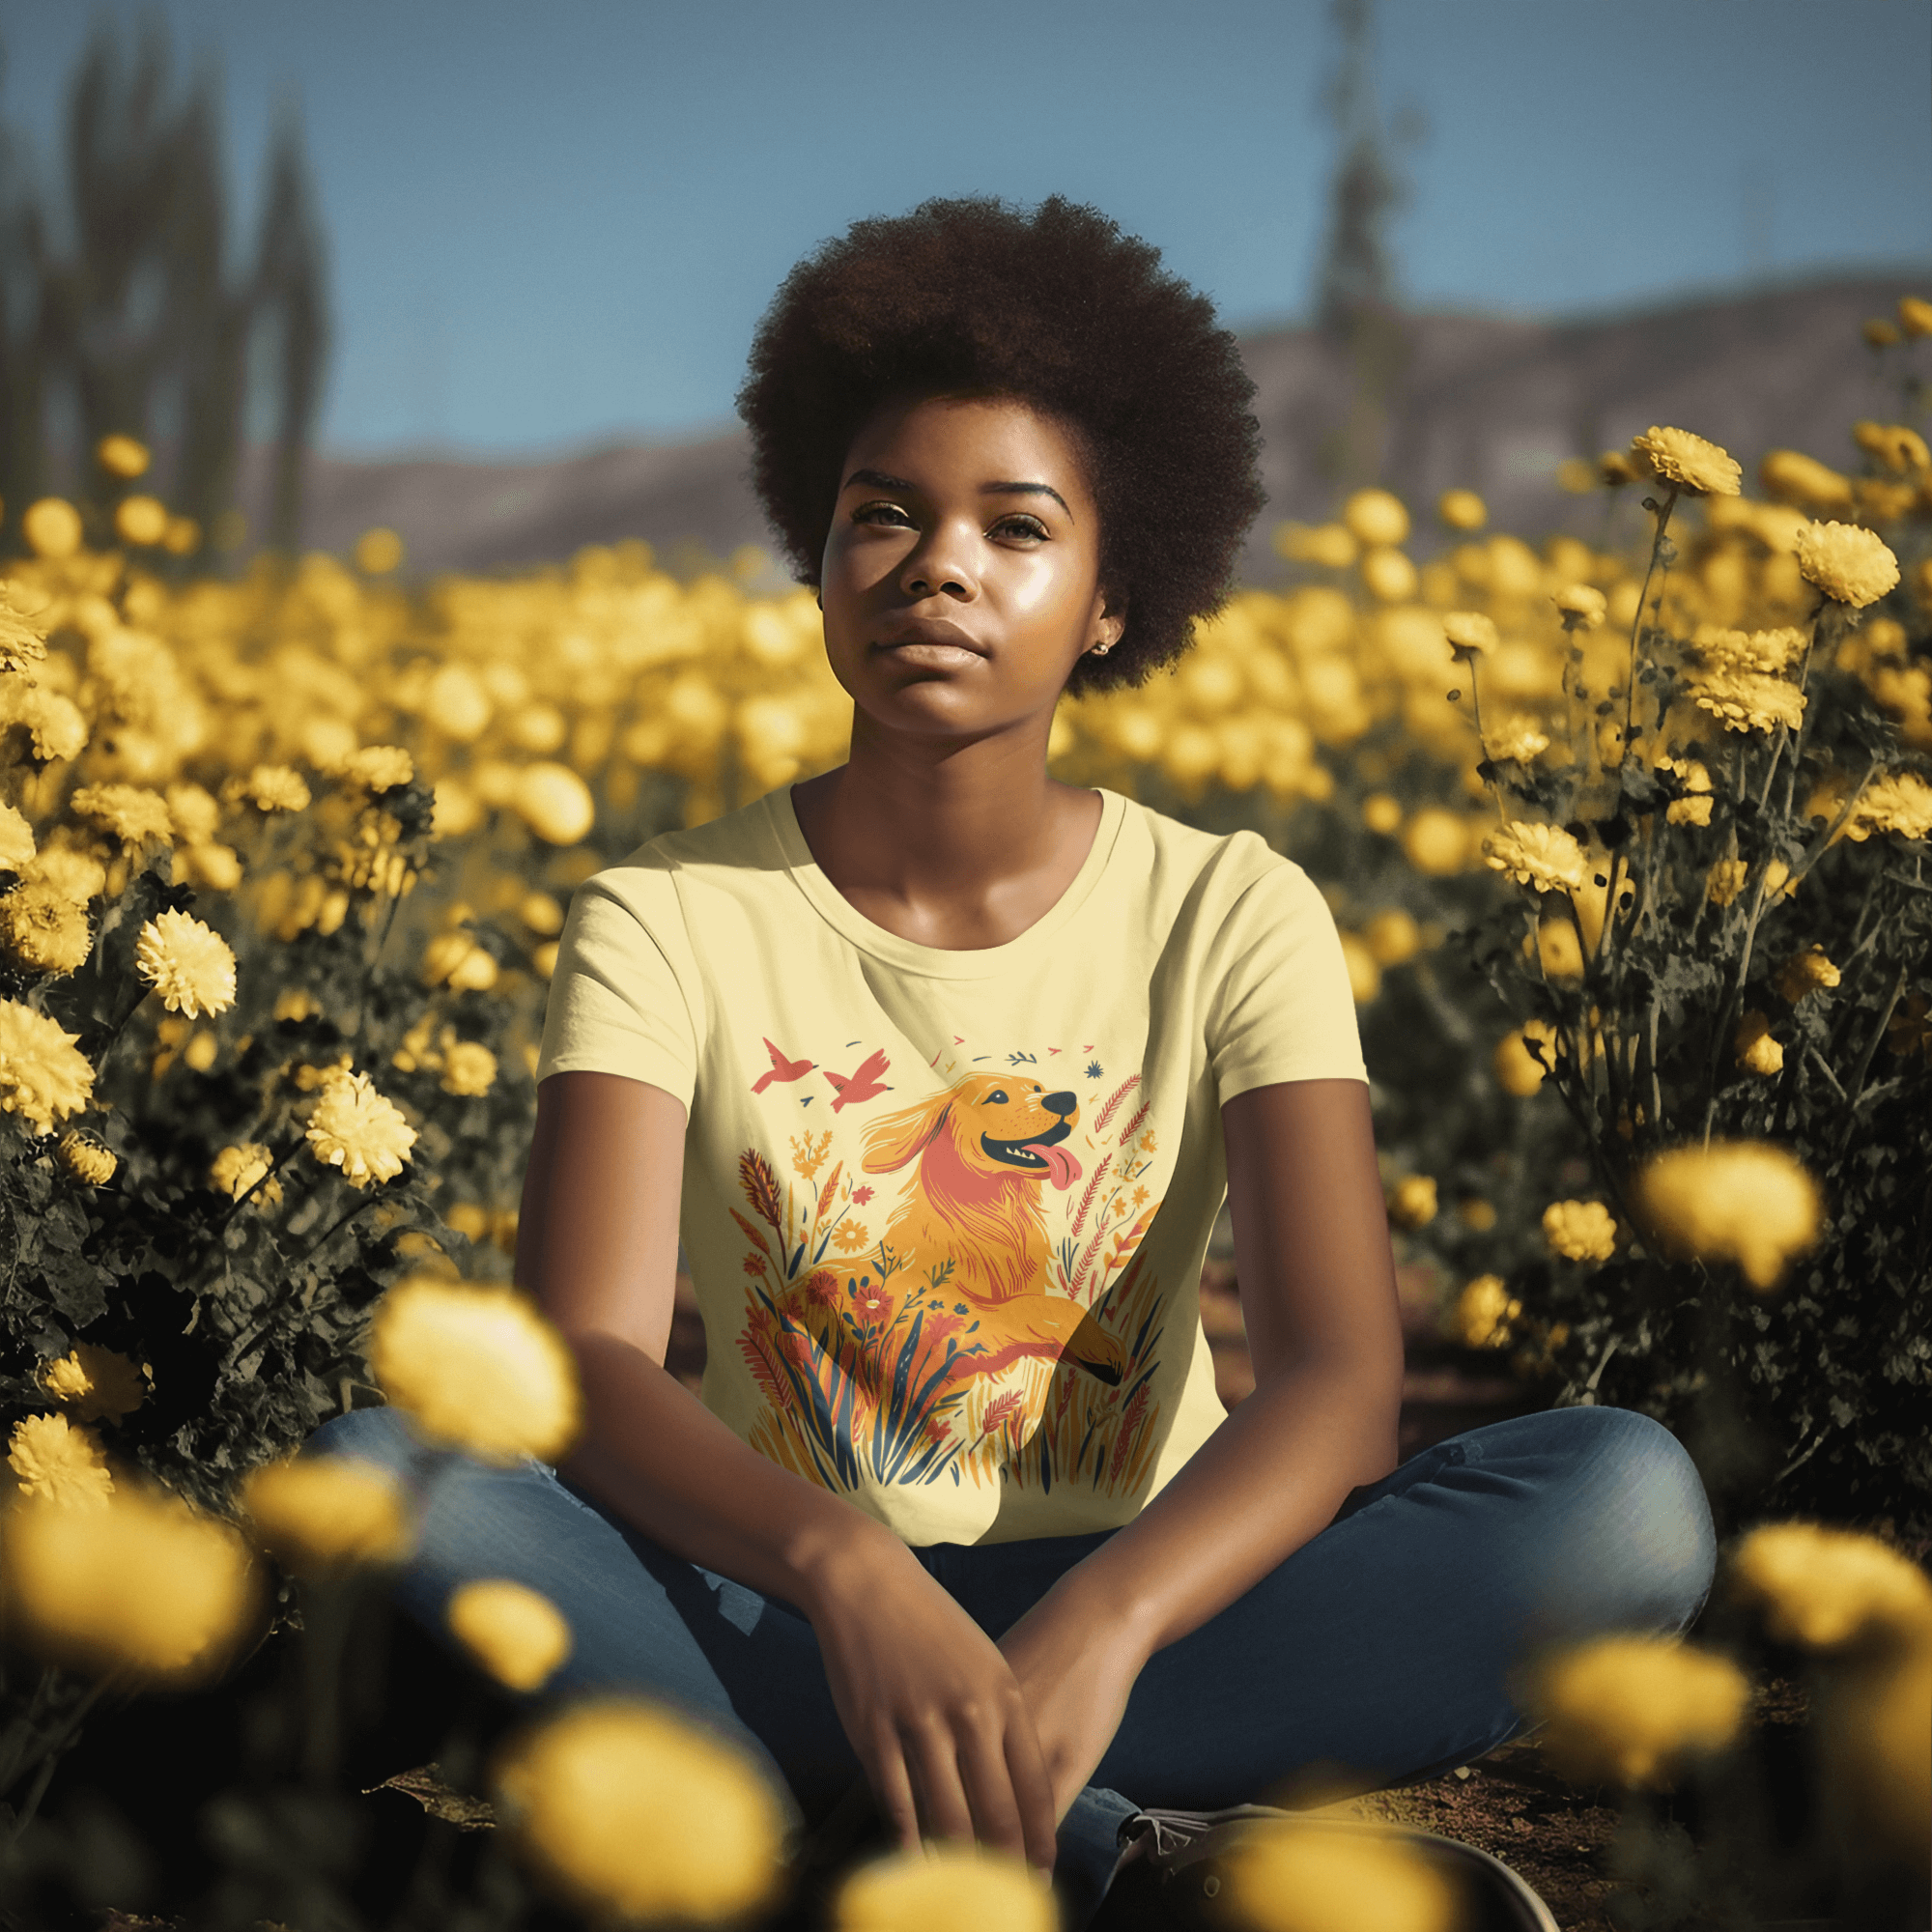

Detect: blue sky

[2,0,1926,456]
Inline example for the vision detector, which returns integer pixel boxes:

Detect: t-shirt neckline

[768,783,1128,980]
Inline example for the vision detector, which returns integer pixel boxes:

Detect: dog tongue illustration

[1027,1142,1082,1190]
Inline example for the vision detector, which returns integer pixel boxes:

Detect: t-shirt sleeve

[534,862,701,1109]
[1206,854,1368,1102]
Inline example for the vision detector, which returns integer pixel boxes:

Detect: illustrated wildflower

[1732,1523,1932,1651]
[1656,756,1714,826]
[369,1276,582,1463]
[1441,611,1497,659]
[211,1142,283,1208]
[1630,426,1742,497]
[1486,717,1549,763]
[8,1412,114,1509]
[305,1066,417,1187]
[0,882,91,976]
[1633,1141,1821,1290]
[1688,667,1805,734]
[1530,1636,1748,1786]
[0,1480,261,1686]
[1388,1175,1437,1229]
[1437,488,1486,530]
[1220,1821,1457,1932]
[134,909,237,1018]
[1482,821,1588,894]
[55,1131,117,1187]
[0,998,95,1134]
[439,1038,497,1097]
[1733,1011,1783,1077]
[1543,1200,1616,1263]
[1553,582,1606,630]
[71,783,172,848]
[40,1343,143,1422]
[1775,947,1839,1004]
[1452,1275,1520,1350]
[1794,520,1900,608]
[240,1457,412,1577]
[234,763,311,812]
[493,1698,785,1923]
[836,1846,1058,1932]
[447,1579,573,1691]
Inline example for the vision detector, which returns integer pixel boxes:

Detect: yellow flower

[1630,426,1742,497]
[1220,1820,1457,1932]
[1459,1198,1497,1232]
[1553,582,1606,630]
[134,909,237,1018]
[0,882,91,976]
[1690,624,1806,674]
[447,1578,573,1690]
[836,1845,1058,1932]
[354,526,406,574]
[1451,1276,1520,1349]
[1436,488,1486,531]
[305,1066,417,1188]
[515,762,596,845]
[1361,792,1404,837]
[22,498,82,559]
[1851,419,1931,474]
[368,1276,581,1463]
[520,891,565,936]
[1598,449,1639,487]
[439,1038,498,1097]
[0,1479,261,1686]
[1441,611,1497,659]
[71,783,172,848]
[1358,547,1417,604]
[334,745,414,793]
[1732,1523,1932,1651]
[1845,770,1932,841]
[1759,448,1854,513]
[8,1412,114,1509]
[1493,1021,1555,1096]
[1275,522,1357,569]
[239,1456,412,1577]
[0,998,95,1134]
[1532,916,1584,980]
[1733,1010,1783,1077]
[114,496,168,547]
[1363,908,1422,966]
[1688,668,1805,734]
[234,764,312,813]
[7,685,88,764]
[1633,1140,1821,1290]
[421,929,499,992]
[1530,1636,1748,1787]
[1775,947,1839,1004]
[1338,933,1380,1005]
[96,433,150,478]
[1655,756,1714,826]
[1862,317,1900,349]
[211,1142,283,1208]
[273,987,322,1022]
[493,1699,785,1923]
[39,1344,143,1422]
[25,842,106,904]
[1899,294,1932,338]
[1482,820,1588,894]
[1706,859,1748,908]
[831,1220,873,1254]
[1794,520,1900,609]
[1485,716,1549,763]
[1403,810,1474,875]
[1342,488,1409,548]
[0,803,33,874]
[0,582,50,671]
[1388,1175,1436,1229]
[1543,1200,1616,1263]
[56,1131,116,1186]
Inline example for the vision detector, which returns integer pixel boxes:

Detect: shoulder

[1118,792,1321,912]
[571,792,787,921]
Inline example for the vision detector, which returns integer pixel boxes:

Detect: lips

[873,619,983,656]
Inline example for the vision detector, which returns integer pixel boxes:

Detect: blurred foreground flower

[39,1343,145,1423]
[8,1413,113,1509]
[1220,1820,1456,1932]
[835,1845,1055,1932]
[1451,1275,1520,1350]
[305,1066,416,1187]
[1633,1141,1821,1290]
[368,1276,582,1463]
[0,1481,261,1686]
[134,909,237,1018]
[1731,1522,1932,1651]
[447,1578,573,1691]
[493,1698,786,1923]
[239,1456,412,1577]
[1528,1635,1747,1786]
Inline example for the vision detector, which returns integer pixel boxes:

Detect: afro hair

[736,195,1264,697]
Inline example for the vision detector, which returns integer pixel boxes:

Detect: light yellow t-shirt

[536,784,1366,1548]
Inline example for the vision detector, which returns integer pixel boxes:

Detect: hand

[799,1530,1060,1874]
[997,1580,1150,1822]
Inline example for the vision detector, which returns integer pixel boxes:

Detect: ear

[1089,590,1126,656]
[862,1093,952,1173]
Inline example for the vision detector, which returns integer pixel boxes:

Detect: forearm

[556,1327,912,1614]
[1045,1355,1401,1661]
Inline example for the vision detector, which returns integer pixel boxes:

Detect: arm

[516,1070,1058,1868]
[997,1079,1405,1810]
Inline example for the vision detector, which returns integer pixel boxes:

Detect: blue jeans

[304,1403,1716,1925]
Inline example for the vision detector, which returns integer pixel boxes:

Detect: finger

[954,1718,1029,1865]
[1003,1713,1062,1875]
[903,1719,977,1850]
[867,1727,923,1857]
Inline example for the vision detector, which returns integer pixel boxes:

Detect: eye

[854,500,916,528]
[987,1089,1009,1105]
[992,514,1049,541]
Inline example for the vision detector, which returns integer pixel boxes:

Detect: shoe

[1095,1804,1560,1932]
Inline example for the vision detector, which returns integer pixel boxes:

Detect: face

[817,393,1123,742]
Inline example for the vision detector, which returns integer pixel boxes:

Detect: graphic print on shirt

[732,1037,1168,1495]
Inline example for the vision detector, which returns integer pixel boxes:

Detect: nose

[899,518,978,600]
[1043,1090,1076,1119]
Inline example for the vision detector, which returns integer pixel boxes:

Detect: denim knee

[1516,1405,1718,1647]
[301,1403,418,1470]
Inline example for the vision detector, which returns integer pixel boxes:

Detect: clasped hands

[805,1532,1148,1876]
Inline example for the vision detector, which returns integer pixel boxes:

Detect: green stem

[1623,487,1680,759]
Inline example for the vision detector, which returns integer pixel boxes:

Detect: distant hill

[276,271,1928,586]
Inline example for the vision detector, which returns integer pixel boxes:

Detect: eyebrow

[842,468,1075,522]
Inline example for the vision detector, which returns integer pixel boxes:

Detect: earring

[1090,641,1111,657]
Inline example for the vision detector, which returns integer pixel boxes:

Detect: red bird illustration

[825,1047,890,1113]
[751,1037,814,1094]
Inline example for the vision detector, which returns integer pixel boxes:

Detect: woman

[313,196,1717,1923]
